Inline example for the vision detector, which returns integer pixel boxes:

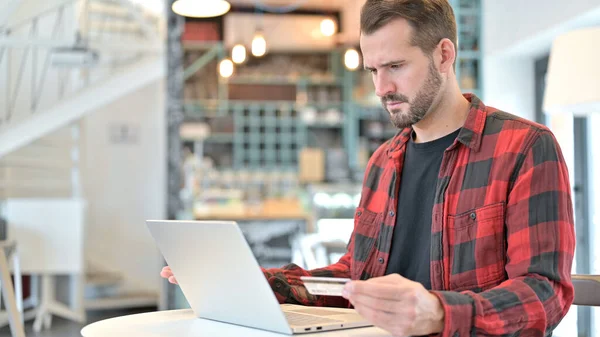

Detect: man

[162,0,575,335]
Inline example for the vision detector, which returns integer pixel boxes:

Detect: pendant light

[218,58,234,78]
[320,18,336,37]
[231,44,246,64]
[251,31,267,57]
[344,48,360,70]
[172,0,231,18]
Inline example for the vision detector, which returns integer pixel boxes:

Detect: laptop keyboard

[284,311,343,326]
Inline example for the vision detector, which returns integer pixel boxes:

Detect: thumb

[367,273,407,284]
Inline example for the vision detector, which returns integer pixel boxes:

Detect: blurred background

[0,0,599,336]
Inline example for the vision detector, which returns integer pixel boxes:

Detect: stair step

[0,186,72,198]
[88,0,160,21]
[84,291,158,310]
[86,271,124,286]
[0,166,72,180]
[88,20,143,33]
[2,145,71,162]
[0,156,74,170]
[89,0,121,6]
[88,2,131,19]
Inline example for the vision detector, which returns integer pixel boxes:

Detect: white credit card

[300,276,351,296]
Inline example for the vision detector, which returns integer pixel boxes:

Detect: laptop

[146,220,372,334]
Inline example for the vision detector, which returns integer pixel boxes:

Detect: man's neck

[411,85,470,143]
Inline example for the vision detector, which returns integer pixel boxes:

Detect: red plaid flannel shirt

[262,94,575,336]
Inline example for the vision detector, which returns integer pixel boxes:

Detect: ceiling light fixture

[172,0,231,18]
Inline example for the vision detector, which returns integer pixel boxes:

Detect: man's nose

[374,74,396,98]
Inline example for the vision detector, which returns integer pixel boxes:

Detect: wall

[481,0,600,121]
[482,56,535,120]
[81,79,166,293]
[341,0,365,45]
[483,0,600,58]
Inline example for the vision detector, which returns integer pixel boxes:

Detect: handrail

[4,0,76,31]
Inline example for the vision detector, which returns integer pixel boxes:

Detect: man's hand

[342,274,444,336]
[160,266,178,285]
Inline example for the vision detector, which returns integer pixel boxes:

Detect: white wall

[81,79,166,293]
[483,0,600,58]
[482,56,535,120]
[481,0,600,121]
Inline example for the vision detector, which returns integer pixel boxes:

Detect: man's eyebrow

[381,60,406,67]
[364,60,406,71]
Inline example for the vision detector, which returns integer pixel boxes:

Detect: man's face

[360,19,443,129]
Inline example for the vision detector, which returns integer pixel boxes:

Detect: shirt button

[389,211,395,217]
[470,212,477,220]
[275,282,282,289]
[378,257,384,264]
[357,211,362,216]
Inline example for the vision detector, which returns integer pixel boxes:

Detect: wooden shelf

[227,76,341,86]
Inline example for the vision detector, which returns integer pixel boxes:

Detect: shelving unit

[182,46,351,172]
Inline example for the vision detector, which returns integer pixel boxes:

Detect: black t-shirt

[385,128,461,290]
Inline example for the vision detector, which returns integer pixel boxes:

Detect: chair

[292,234,347,270]
[0,240,25,337]
[571,274,600,306]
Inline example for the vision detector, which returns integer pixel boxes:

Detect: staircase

[0,0,165,157]
[84,260,159,311]
[0,0,165,318]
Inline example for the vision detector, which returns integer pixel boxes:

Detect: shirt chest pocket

[446,202,507,291]
[351,207,383,280]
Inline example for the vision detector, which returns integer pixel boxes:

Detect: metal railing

[0,0,164,131]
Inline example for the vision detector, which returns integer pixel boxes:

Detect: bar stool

[0,240,25,337]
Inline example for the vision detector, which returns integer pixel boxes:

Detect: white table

[81,309,392,337]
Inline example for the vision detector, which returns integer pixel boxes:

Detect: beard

[381,60,442,129]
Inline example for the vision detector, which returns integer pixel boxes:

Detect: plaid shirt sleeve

[261,257,351,308]
[431,130,576,336]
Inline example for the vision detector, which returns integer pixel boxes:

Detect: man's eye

[368,69,377,74]
[390,64,402,70]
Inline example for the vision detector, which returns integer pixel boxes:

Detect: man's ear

[436,38,456,74]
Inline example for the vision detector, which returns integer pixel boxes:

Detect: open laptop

[146,220,372,334]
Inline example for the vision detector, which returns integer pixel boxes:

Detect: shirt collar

[387,93,487,159]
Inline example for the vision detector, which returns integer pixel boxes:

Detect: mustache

[381,93,409,104]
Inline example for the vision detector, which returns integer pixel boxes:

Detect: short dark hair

[360,0,457,56]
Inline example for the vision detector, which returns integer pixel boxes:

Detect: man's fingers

[349,293,400,314]
[347,281,412,300]
[168,276,178,284]
[161,266,174,278]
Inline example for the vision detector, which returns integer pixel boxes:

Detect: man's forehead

[361,43,416,68]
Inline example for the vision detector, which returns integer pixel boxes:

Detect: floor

[0,307,156,337]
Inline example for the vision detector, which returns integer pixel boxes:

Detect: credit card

[300,276,351,296]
